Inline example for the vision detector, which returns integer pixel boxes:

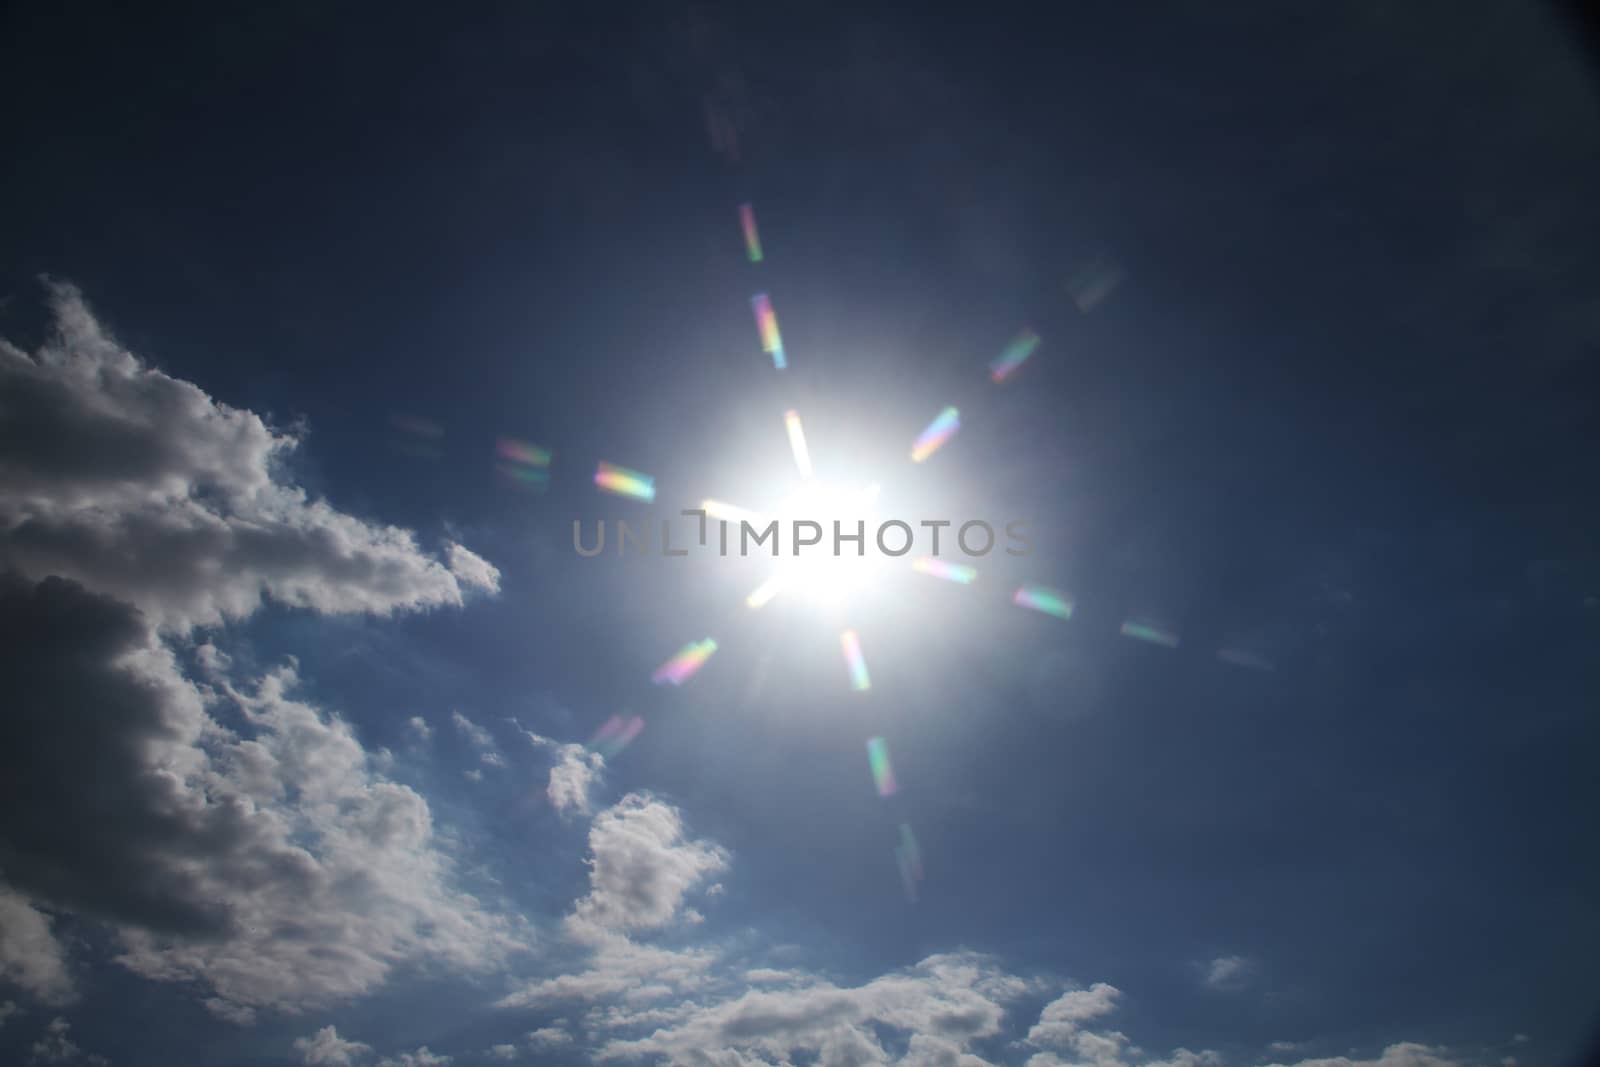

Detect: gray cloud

[0,286,519,1019]
[294,1025,372,1066]
[0,887,74,1005]
[0,283,493,632]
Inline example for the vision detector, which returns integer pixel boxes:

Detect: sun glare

[773,480,888,607]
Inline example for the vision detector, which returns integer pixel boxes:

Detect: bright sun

[771,480,888,607]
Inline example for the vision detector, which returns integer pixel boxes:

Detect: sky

[1,3,1598,1067]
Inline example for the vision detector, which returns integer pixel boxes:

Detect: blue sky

[1,4,1597,1066]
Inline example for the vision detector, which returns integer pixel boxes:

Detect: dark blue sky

[1,4,1597,1067]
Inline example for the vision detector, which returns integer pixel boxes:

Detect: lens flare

[746,573,787,610]
[589,714,644,759]
[739,203,763,263]
[841,629,871,691]
[1217,648,1274,671]
[496,437,552,490]
[496,438,551,467]
[594,461,655,502]
[652,638,718,686]
[784,410,813,480]
[1121,620,1179,648]
[1068,260,1125,311]
[895,823,923,901]
[752,293,786,369]
[1014,585,1073,620]
[910,406,959,463]
[867,736,897,797]
[989,328,1040,384]
[913,557,976,584]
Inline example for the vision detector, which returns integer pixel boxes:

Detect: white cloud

[452,711,496,751]
[527,1027,574,1049]
[0,887,74,1004]
[497,794,725,1012]
[744,968,796,985]
[486,1045,520,1061]
[522,728,605,815]
[0,286,520,1019]
[1263,1043,1468,1067]
[406,716,432,743]
[107,660,527,1016]
[203,998,257,1026]
[1027,982,1120,1049]
[594,952,1034,1067]
[575,794,728,931]
[446,543,500,594]
[376,1048,451,1067]
[30,1017,81,1064]
[1202,955,1252,992]
[294,1025,372,1065]
[0,283,495,633]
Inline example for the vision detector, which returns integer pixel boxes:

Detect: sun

[771,479,889,608]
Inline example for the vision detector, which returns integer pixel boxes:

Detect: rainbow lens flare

[913,558,976,584]
[910,406,960,463]
[652,638,718,686]
[739,203,763,263]
[752,293,786,369]
[594,461,655,502]
[841,629,871,691]
[496,438,551,467]
[867,736,897,797]
[1121,620,1179,648]
[1068,260,1125,311]
[589,714,644,759]
[746,573,786,610]
[989,328,1040,384]
[784,410,813,479]
[1217,648,1274,671]
[895,823,923,901]
[496,437,552,490]
[1014,585,1073,620]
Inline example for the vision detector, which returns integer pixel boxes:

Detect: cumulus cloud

[490,800,1459,1067]
[0,283,494,632]
[521,728,604,815]
[1027,982,1121,1049]
[497,794,726,1012]
[486,1045,520,1061]
[1264,1044,1467,1067]
[29,1016,93,1065]
[0,574,523,1016]
[452,711,496,751]
[1202,955,1252,992]
[295,1025,372,1065]
[527,1027,574,1049]
[114,658,527,1014]
[0,887,74,1004]
[594,952,1035,1067]
[0,287,518,1020]
[406,716,432,743]
[376,1049,450,1067]
[575,794,729,931]
[446,543,500,594]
